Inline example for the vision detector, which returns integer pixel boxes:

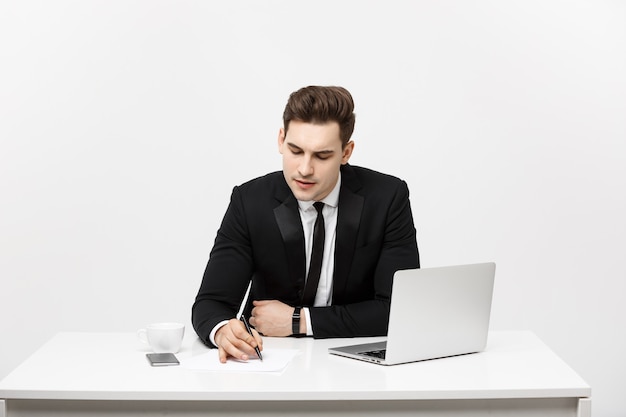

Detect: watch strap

[292,306,302,335]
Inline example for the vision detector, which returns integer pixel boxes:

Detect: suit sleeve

[191,186,253,346]
[309,180,419,338]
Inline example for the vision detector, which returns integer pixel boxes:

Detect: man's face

[278,120,354,202]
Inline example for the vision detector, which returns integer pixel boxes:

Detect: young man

[192,86,419,362]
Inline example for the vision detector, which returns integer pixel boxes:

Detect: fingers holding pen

[215,320,251,363]
[215,318,263,363]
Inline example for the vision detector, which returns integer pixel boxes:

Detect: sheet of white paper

[181,348,300,373]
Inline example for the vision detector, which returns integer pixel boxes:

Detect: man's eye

[291,149,302,155]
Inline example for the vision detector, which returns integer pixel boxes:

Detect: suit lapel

[273,191,306,298]
[333,165,364,301]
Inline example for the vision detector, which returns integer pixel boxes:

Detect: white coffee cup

[137,322,185,353]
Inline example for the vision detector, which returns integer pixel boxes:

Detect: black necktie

[302,202,325,306]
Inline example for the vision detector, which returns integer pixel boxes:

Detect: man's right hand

[214,318,263,363]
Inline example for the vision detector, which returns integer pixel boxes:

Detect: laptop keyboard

[360,349,386,359]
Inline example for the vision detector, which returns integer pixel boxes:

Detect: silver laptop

[329,262,496,365]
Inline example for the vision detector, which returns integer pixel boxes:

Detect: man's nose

[298,156,314,176]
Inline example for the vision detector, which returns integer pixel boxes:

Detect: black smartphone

[146,353,180,366]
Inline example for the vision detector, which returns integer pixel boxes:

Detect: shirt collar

[297,172,341,211]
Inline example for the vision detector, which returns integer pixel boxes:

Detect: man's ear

[341,141,355,164]
[277,128,285,153]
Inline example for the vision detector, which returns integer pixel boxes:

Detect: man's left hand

[250,300,297,336]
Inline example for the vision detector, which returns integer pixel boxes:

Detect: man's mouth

[294,179,315,189]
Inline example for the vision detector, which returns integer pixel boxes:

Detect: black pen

[240,315,263,361]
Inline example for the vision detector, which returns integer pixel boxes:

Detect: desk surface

[0,331,590,402]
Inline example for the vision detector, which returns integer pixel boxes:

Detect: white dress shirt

[297,173,341,335]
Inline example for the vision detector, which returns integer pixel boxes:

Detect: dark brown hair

[282,86,356,147]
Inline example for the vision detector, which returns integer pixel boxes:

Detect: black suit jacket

[192,164,419,345]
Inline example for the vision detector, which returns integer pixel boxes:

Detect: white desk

[0,331,591,417]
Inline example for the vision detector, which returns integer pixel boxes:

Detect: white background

[1,1,624,415]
